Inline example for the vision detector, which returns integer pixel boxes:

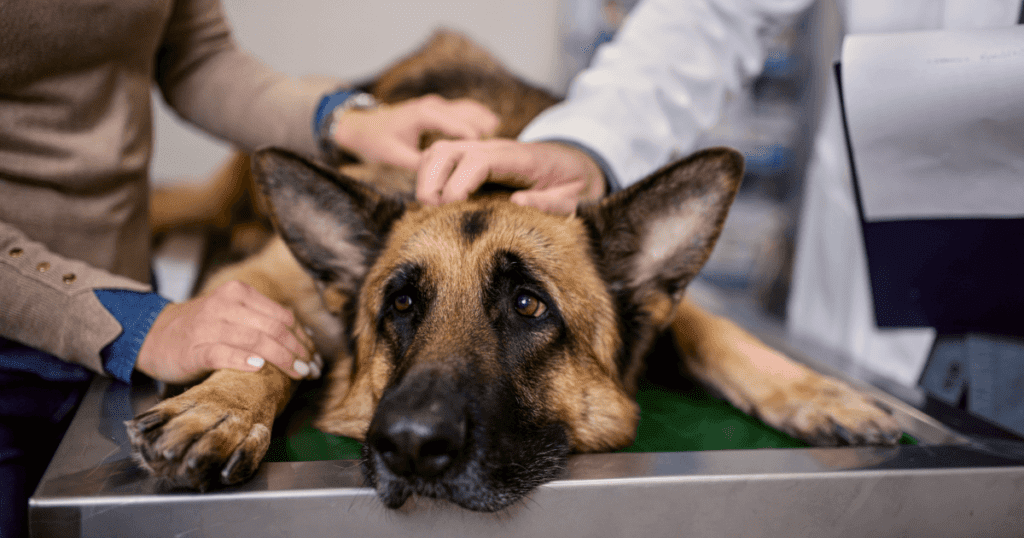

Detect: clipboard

[836,27,1024,336]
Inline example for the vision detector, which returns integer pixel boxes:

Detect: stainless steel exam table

[28,287,1024,537]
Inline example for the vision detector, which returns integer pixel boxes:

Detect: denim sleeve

[93,290,170,384]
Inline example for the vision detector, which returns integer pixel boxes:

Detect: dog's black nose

[368,389,467,479]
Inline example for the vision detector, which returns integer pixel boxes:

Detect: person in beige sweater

[0,1,498,535]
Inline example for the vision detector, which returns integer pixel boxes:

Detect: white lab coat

[521,0,1022,387]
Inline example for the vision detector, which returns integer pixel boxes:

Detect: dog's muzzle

[362,368,478,509]
[361,364,570,512]
[366,381,467,480]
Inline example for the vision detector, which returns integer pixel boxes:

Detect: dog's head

[252,146,742,511]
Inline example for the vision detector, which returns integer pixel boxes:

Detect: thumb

[509,181,587,216]
[374,138,421,170]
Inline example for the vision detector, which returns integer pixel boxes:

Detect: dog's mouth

[359,375,570,512]
[361,425,569,512]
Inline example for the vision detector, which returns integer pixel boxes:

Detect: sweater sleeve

[0,221,153,375]
[154,0,341,155]
[519,0,814,188]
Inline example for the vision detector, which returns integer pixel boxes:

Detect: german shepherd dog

[128,32,901,512]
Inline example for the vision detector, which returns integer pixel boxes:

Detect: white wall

[151,0,563,186]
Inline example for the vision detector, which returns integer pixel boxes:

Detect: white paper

[841,26,1024,221]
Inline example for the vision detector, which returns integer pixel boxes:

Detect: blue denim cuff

[94,290,170,384]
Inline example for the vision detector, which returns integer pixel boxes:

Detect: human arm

[1,223,316,384]
[520,0,813,188]
[155,0,497,165]
[416,0,813,210]
[0,221,153,377]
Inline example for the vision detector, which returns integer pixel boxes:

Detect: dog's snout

[369,391,467,479]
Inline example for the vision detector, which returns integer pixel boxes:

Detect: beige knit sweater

[0,0,337,374]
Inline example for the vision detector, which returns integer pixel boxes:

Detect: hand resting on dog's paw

[136,280,319,384]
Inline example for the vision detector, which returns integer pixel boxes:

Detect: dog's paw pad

[756,377,903,447]
[126,399,270,490]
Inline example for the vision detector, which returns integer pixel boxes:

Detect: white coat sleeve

[519,0,814,188]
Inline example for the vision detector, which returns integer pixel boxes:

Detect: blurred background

[152,0,833,322]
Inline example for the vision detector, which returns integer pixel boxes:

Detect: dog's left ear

[579,147,743,313]
[251,148,406,300]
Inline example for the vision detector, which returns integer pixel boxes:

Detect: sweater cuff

[94,290,170,384]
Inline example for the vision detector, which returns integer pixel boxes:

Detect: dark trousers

[0,370,88,538]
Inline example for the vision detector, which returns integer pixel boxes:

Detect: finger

[232,307,316,362]
[221,281,316,352]
[417,142,467,205]
[385,139,423,171]
[414,96,498,140]
[300,325,324,362]
[438,151,494,204]
[509,181,588,216]
[198,343,315,380]
[226,281,292,323]
[213,322,312,380]
[440,99,500,138]
[439,142,546,203]
[418,113,486,142]
[470,102,501,136]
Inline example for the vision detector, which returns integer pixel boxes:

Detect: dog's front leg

[670,298,901,446]
[125,365,296,490]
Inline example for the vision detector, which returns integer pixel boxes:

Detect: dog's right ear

[251,148,406,300]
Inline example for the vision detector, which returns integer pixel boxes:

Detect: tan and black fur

[127,31,901,512]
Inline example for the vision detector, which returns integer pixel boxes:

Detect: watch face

[348,93,378,110]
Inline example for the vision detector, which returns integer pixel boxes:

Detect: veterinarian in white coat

[416,0,1024,407]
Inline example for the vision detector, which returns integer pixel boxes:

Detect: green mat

[620,378,806,452]
[265,375,915,463]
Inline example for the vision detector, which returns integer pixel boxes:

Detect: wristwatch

[315,88,379,165]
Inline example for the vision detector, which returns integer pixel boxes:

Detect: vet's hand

[332,94,499,170]
[135,280,320,384]
[416,139,606,215]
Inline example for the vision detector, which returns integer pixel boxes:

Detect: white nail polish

[247,356,265,369]
[293,360,310,377]
[308,361,321,379]
[313,352,323,368]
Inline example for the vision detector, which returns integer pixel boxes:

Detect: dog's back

[369,30,560,140]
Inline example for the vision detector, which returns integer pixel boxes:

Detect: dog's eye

[394,294,414,312]
[514,293,546,317]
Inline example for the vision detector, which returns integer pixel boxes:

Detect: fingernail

[308,361,321,380]
[247,356,265,369]
[293,360,310,377]
[304,326,314,337]
[313,352,323,368]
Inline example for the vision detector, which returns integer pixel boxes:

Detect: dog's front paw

[754,375,902,446]
[125,396,271,490]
